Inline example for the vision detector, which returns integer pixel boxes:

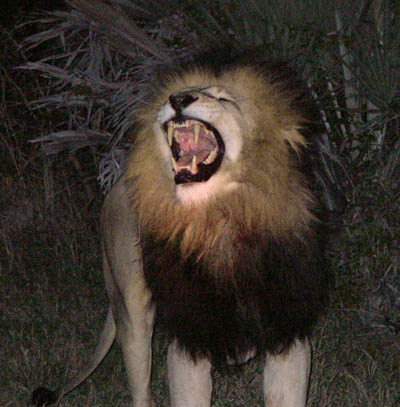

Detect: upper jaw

[163,116,225,185]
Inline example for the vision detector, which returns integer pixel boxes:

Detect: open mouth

[164,118,225,184]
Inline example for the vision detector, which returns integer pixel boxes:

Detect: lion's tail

[30,307,116,407]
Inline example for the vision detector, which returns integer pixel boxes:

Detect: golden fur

[31,61,329,407]
[126,67,315,265]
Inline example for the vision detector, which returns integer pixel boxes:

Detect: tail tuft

[30,387,58,407]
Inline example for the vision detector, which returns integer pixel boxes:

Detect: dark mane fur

[142,225,329,363]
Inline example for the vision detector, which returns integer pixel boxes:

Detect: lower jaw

[174,161,220,184]
[175,180,214,206]
[174,173,239,207]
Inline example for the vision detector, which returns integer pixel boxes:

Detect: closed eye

[201,91,240,111]
[218,97,241,112]
[202,91,232,103]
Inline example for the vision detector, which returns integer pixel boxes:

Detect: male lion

[31,54,338,407]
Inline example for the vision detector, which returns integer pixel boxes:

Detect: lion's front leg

[101,178,156,407]
[263,338,311,407]
[116,281,156,407]
[167,340,212,407]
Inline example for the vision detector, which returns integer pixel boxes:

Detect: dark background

[0,0,65,26]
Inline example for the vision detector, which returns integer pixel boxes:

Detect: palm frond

[22,0,398,197]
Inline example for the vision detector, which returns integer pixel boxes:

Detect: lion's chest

[141,232,327,362]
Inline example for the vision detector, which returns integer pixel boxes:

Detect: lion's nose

[169,93,198,112]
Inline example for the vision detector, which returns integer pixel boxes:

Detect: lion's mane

[125,57,330,362]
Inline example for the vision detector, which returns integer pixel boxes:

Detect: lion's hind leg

[167,340,212,407]
[263,338,311,407]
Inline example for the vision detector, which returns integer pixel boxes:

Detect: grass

[1,126,399,407]
[2,222,399,407]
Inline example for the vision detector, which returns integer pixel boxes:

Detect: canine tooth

[168,126,174,145]
[171,157,178,172]
[191,155,198,174]
[194,123,200,144]
[174,130,180,143]
[204,148,217,165]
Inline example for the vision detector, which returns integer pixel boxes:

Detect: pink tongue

[176,127,215,152]
[175,126,215,169]
[177,150,210,167]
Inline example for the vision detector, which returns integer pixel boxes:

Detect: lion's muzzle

[164,118,225,184]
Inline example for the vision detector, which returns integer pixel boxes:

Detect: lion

[31,54,336,407]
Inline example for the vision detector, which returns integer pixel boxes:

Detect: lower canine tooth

[191,155,198,174]
[171,157,178,172]
[204,148,217,165]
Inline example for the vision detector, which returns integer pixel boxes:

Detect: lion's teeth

[168,126,174,146]
[194,123,200,144]
[171,157,178,172]
[191,155,198,174]
[174,122,187,128]
[204,148,217,165]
